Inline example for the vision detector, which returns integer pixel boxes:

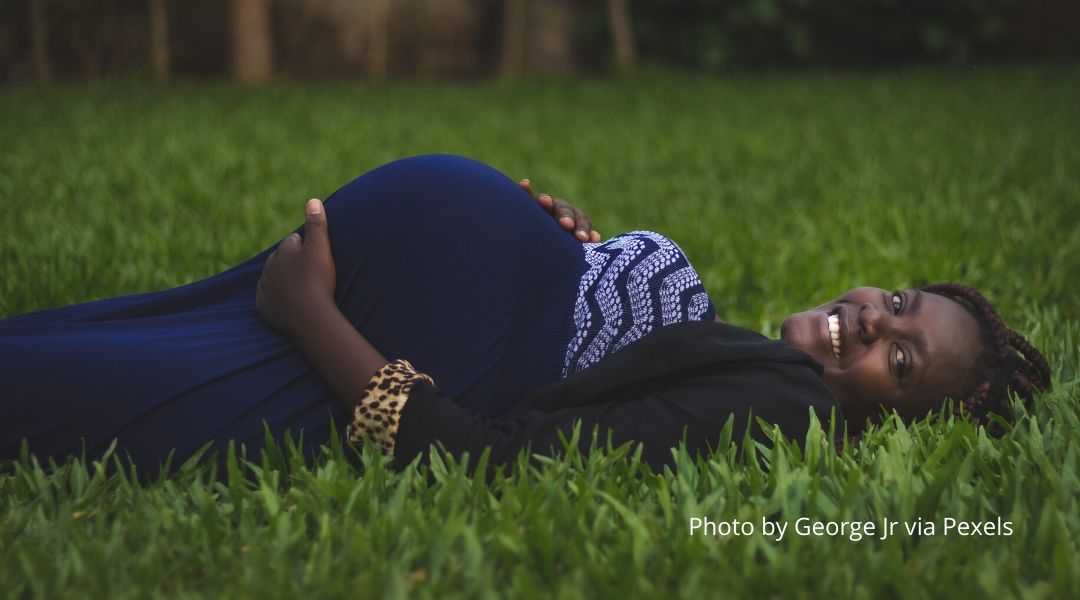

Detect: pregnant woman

[0,155,1051,477]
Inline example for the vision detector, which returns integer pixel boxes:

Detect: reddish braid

[919,283,1051,431]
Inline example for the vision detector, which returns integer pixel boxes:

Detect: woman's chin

[779,312,804,344]
[780,311,819,360]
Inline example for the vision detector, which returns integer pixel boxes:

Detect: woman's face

[781,287,984,429]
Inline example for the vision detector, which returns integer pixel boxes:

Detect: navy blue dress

[0,155,714,476]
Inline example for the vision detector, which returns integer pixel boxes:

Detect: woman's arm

[256,199,387,406]
[290,303,388,406]
[350,358,835,476]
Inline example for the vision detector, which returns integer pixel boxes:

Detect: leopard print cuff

[346,359,435,456]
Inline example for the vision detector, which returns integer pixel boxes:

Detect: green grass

[1,65,1078,597]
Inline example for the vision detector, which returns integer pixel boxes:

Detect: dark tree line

[9,0,631,82]
[4,0,1077,83]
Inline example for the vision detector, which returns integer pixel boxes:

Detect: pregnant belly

[315,155,587,416]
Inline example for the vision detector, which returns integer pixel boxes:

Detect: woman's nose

[858,303,890,343]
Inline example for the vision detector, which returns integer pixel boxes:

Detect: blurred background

[1,1,1077,322]
[2,0,1079,83]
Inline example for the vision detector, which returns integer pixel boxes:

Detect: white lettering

[761,518,787,542]
[793,518,875,541]
[689,517,702,535]
[689,517,754,537]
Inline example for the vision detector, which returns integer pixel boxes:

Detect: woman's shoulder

[627,320,824,372]
[604,321,841,440]
[520,320,837,413]
[642,321,835,402]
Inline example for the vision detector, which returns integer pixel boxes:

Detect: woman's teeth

[828,313,842,360]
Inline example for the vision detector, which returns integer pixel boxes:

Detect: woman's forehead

[915,293,984,395]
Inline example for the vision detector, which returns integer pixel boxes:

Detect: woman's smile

[826,307,846,363]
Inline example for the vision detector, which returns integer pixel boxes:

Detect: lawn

[1,65,1078,598]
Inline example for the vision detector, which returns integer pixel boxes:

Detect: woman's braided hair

[919,283,1051,430]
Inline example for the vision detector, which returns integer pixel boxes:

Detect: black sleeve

[354,360,839,475]
[394,379,699,473]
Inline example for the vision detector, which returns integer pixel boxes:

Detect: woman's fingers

[264,232,299,277]
[278,233,300,249]
[522,179,559,212]
[536,192,555,211]
[552,198,575,229]
[303,199,329,254]
[523,182,600,243]
[572,206,591,241]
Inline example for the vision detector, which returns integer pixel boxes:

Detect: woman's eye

[891,293,903,314]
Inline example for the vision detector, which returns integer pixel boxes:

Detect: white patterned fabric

[562,231,715,376]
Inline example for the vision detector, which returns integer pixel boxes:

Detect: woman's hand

[519,179,602,243]
[258,198,390,405]
[256,199,337,337]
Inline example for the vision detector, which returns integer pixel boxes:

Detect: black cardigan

[389,321,841,473]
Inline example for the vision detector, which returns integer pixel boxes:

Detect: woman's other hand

[518,178,602,243]
[256,199,337,336]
